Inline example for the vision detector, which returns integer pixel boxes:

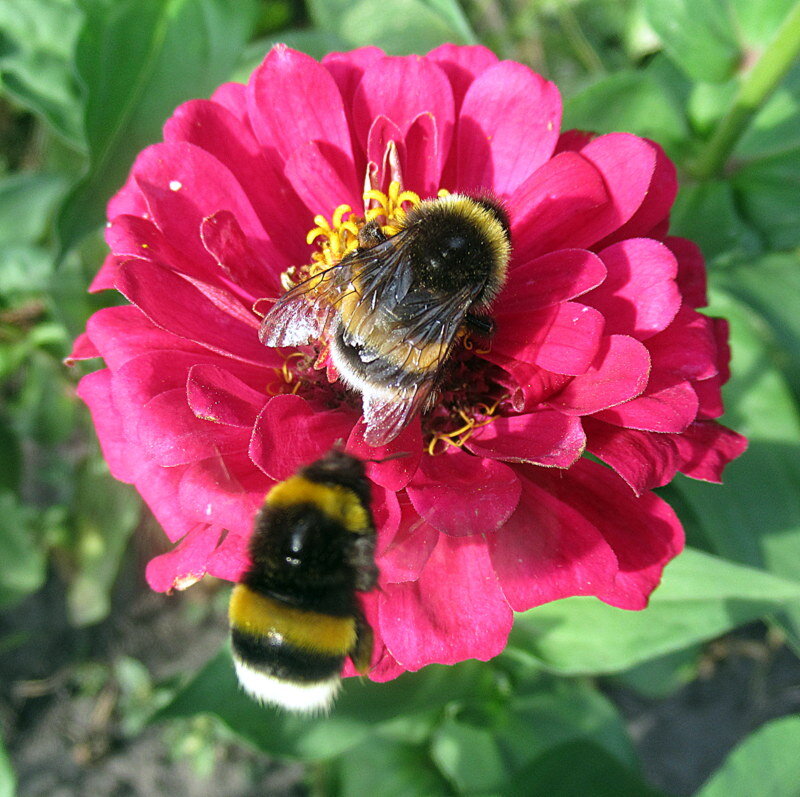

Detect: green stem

[690,0,800,180]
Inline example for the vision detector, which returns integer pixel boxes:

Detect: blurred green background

[1,0,800,795]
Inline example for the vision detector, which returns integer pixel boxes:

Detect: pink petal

[695,375,725,420]
[247,45,355,170]
[548,334,651,415]
[379,533,513,669]
[322,46,386,161]
[466,411,585,468]
[178,452,267,536]
[116,259,269,366]
[666,236,708,308]
[674,421,748,482]
[342,591,408,682]
[646,306,719,381]
[67,332,99,363]
[346,418,422,490]
[186,363,266,427]
[285,139,362,215]
[163,98,312,266]
[200,211,284,299]
[133,458,197,542]
[89,253,121,293]
[585,238,681,339]
[249,394,356,481]
[210,81,250,125]
[554,129,594,153]
[406,450,521,536]
[538,459,684,609]
[377,495,438,583]
[352,55,455,170]
[145,523,221,593]
[132,142,279,278]
[489,475,619,610]
[84,305,204,372]
[594,376,698,433]
[76,370,137,482]
[456,61,561,197]
[493,301,605,376]
[503,249,607,309]
[596,139,677,247]
[402,112,444,198]
[111,350,224,442]
[106,214,192,270]
[206,529,250,583]
[106,154,150,220]
[583,417,680,495]
[322,47,386,111]
[576,133,658,245]
[509,151,610,263]
[426,43,499,111]
[137,388,249,467]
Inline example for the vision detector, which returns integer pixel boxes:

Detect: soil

[3,562,800,797]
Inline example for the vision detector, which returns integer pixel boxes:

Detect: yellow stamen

[425,396,506,456]
[279,181,426,292]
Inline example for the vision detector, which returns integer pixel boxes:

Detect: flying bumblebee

[259,193,511,445]
[228,449,378,713]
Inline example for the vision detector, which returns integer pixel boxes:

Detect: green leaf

[729,0,797,48]
[608,646,701,699]
[733,148,800,250]
[56,0,259,255]
[735,60,800,160]
[642,0,741,83]
[697,715,800,797]
[0,490,46,609]
[0,732,16,797]
[673,289,800,640]
[670,180,761,260]
[564,67,688,155]
[509,548,800,675]
[157,647,494,761]
[509,740,663,797]
[306,0,475,54]
[233,30,348,79]
[336,736,453,797]
[715,254,800,397]
[0,172,69,246]
[430,673,637,794]
[0,0,85,145]
[66,455,141,625]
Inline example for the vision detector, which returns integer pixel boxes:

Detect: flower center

[280,181,432,291]
[269,182,509,452]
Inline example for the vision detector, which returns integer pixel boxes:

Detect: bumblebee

[229,449,377,713]
[260,193,511,445]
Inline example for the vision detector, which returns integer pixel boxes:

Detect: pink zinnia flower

[71,44,746,681]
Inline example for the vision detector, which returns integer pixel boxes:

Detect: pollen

[280,181,433,289]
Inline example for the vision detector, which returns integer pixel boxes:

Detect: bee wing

[258,268,339,347]
[358,286,480,445]
[258,234,413,348]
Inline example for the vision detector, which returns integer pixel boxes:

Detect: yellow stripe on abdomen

[229,584,357,655]
[264,476,370,534]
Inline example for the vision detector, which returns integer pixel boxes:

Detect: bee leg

[351,607,374,675]
[464,312,495,339]
[347,533,379,592]
[357,220,388,249]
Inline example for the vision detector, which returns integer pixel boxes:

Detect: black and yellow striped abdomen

[229,450,377,712]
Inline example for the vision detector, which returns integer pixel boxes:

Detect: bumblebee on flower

[72,43,746,683]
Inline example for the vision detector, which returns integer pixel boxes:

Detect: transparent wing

[258,233,414,348]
